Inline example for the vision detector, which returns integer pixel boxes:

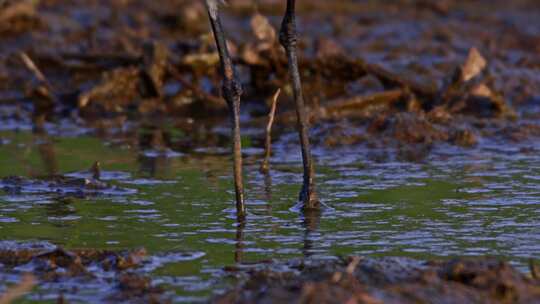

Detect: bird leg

[279,0,318,209]
[204,0,245,216]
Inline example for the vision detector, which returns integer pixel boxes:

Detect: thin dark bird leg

[204,0,245,216]
[279,0,318,209]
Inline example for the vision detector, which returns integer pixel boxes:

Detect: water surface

[0,129,539,302]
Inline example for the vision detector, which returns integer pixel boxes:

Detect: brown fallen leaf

[461,47,487,82]
[0,0,36,24]
[250,13,276,43]
[469,83,516,118]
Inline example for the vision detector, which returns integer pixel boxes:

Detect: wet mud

[1,174,135,197]
[0,0,538,155]
[216,257,540,304]
[0,243,165,303]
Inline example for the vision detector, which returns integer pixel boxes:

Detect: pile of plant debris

[0,0,538,154]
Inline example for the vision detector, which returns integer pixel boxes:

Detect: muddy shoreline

[216,256,540,304]
[0,0,538,154]
[0,0,539,302]
[0,243,538,303]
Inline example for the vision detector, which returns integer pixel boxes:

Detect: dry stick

[59,52,140,64]
[320,89,405,116]
[331,256,362,283]
[19,52,57,102]
[346,256,361,275]
[260,88,281,174]
[0,274,35,304]
[273,89,405,126]
[19,52,50,88]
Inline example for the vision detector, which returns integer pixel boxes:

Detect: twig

[0,274,35,304]
[346,256,361,275]
[19,52,50,88]
[331,256,362,283]
[19,52,57,103]
[260,88,280,174]
[364,61,438,100]
[321,89,405,116]
[59,52,140,65]
[272,89,405,125]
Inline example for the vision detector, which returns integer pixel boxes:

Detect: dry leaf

[250,13,276,43]
[470,83,493,98]
[461,47,487,82]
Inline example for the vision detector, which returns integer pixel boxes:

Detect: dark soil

[0,0,538,155]
[3,246,538,303]
[216,256,540,304]
[0,245,166,303]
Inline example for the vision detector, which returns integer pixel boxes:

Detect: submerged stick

[260,88,281,174]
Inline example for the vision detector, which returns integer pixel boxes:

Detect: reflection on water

[0,130,539,301]
[302,209,322,259]
[234,219,245,264]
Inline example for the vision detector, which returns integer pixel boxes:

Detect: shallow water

[0,0,538,301]
[0,127,539,302]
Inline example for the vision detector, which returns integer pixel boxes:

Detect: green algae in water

[0,130,539,302]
